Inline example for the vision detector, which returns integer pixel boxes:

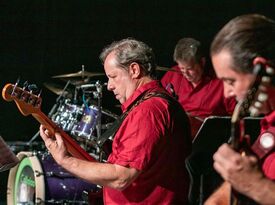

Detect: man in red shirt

[40,38,192,204]
[161,38,236,138]
[205,14,275,204]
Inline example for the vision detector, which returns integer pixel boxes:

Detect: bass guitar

[2,83,97,162]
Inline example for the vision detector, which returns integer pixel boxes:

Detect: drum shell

[71,105,99,139]
[7,151,97,204]
[51,101,83,132]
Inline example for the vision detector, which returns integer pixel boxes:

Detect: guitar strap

[97,91,174,148]
[252,112,275,160]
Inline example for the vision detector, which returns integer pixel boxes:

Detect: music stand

[186,116,262,205]
[0,136,19,172]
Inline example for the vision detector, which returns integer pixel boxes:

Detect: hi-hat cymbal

[52,70,105,79]
[44,83,70,96]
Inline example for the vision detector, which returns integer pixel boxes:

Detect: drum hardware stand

[79,81,104,141]
[48,80,71,118]
[95,81,103,141]
[26,81,71,146]
[73,86,79,104]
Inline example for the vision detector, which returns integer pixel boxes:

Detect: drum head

[7,152,45,205]
[8,151,98,204]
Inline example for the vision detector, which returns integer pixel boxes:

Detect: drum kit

[7,67,119,205]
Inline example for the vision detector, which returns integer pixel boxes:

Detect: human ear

[129,62,141,78]
[252,57,268,66]
[200,57,206,67]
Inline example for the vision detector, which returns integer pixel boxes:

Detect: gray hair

[100,38,156,78]
[173,38,204,63]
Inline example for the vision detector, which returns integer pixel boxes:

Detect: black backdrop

[0,0,275,203]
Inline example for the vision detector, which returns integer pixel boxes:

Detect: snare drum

[51,100,83,132]
[7,151,97,205]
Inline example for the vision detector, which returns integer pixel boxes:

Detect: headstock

[230,64,275,149]
[2,82,42,116]
[249,64,275,116]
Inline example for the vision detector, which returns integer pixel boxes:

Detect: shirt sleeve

[108,103,168,171]
[161,72,170,88]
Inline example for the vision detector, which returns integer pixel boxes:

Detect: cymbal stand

[94,81,103,140]
[27,80,71,145]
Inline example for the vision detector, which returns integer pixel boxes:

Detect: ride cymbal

[52,70,104,79]
[43,82,70,96]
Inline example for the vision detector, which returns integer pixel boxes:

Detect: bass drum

[7,151,99,205]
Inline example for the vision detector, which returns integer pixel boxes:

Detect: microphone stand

[27,80,71,146]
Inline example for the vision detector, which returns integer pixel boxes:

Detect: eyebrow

[220,77,235,81]
[179,65,193,70]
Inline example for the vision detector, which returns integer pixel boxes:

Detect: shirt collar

[121,80,160,112]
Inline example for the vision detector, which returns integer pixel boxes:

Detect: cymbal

[44,83,70,95]
[61,78,90,86]
[156,66,171,71]
[156,66,182,73]
[52,70,105,79]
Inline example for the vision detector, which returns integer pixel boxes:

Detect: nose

[223,83,235,98]
[107,80,114,91]
[180,68,187,74]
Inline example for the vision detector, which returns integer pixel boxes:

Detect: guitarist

[40,38,192,204]
[205,14,275,204]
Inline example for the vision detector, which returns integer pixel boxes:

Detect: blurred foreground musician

[205,14,275,204]
[40,38,192,204]
[161,38,236,138]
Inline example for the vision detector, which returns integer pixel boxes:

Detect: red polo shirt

[104,80,192,205]
[161,65,236,118]
[161,66,236,138]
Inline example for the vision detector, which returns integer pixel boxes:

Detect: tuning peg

[11,77,20,96]
[23,81,29,90]
[28,84,38,93]
[15,77,20,85]
[37,89,42,97]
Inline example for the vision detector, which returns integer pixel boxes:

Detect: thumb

[55,133,65,147]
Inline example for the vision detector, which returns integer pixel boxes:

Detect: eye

[108,74,116,79]
[224,79,235,86]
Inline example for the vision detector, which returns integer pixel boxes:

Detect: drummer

[40,38,192,204]
[161,38,236,138]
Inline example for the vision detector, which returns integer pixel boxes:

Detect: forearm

[204,182,230,205]
[59,156,138,190]
[243,176,275,205]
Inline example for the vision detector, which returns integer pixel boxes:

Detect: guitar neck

[33,110,97,162]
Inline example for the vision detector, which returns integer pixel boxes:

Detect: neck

[136,76,153,89]
[191,80,201,88]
